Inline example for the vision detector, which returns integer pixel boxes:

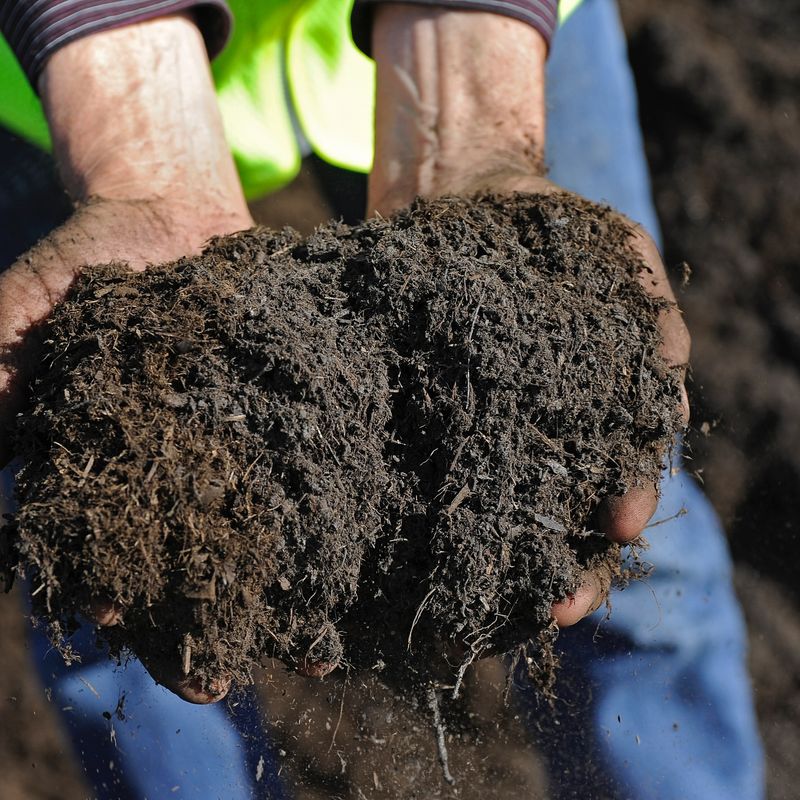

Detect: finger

[656,308,691,429]
[297,659,338,679]
[678,381,690,426]
[551,575,604,627]
[628,226,691,367]
[295,622,342,678]
[139,652,231,704]
[87,598,124,626]
[167,675,231,705]
[656,305,691,371]
[597,485,658,543]
[656,303,691,428]
[628,226,678,304]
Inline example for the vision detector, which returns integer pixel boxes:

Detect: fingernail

[90,598,123,626]
[299,660,338,678]
[180,675,231,704]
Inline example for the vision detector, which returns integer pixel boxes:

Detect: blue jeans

[32,622,286,800]
[1,0,763,796]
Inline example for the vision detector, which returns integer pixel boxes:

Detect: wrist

[370,5,547,213]
[40,14,248,223]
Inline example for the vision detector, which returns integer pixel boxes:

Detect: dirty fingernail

[178,675,231,704]
[298,659,338,678]
[89,598,123,626]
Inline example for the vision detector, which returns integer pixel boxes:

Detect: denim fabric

[34,623,285,800]
[0,0,764,796]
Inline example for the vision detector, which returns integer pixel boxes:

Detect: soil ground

[2,0,800,796]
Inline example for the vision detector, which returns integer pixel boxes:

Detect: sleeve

[0,1,233,88]
[351,0,559,55]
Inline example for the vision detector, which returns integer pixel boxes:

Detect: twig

[644,507,687,529]
[78,454,95,487]
[464,288,486,409]
[407,587,436,651]
[79,677,101,700]
[446,483,471,515]
[427,686,455,785]
[327,670,349,753]
[451,650,477,700]
[305,624,329,662]
[182,635,192,676]
[268,243,294,260]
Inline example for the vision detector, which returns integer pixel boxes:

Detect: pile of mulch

[2,193,682,692]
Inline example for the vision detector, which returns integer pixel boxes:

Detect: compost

[4,193,682,691]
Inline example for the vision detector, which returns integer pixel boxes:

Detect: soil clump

[3,193,682,691]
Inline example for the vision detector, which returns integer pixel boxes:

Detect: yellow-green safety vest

[0,0,583,199]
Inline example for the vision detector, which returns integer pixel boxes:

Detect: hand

[0,197,252,464]
[369,5,690,627]
[0,10,252,456]
[1,14,252,703]
[0,197,253,704]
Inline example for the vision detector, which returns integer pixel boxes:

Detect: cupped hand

[551,193,690,626]
[369,170,690,629]
[0,197,253,464]
[2,197,253,702]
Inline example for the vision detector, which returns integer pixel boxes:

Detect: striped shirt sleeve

[351,0,559,54]
[0,1,232,88]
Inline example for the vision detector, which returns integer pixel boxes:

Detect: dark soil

[3,193,681,692]
[0,588,88,800]
[255,656,549,798]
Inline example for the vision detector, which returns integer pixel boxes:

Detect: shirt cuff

[0,0,232,89]
[351,0,558,56]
